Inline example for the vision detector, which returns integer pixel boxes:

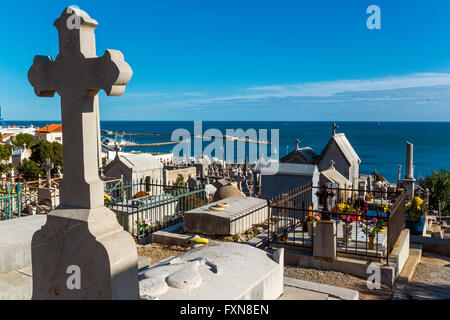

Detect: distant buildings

[103,152,163,184]
[35,124,63,143]
[254,124,361,200]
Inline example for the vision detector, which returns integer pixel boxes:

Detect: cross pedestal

[28,7,138,299]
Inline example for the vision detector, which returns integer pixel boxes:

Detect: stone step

[283,277,359,300]
[397,243,422,284]
[0,216,47,274]
[279,285,329,300]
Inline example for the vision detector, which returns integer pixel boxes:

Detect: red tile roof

[36,124,62,135]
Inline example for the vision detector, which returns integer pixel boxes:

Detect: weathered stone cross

[28,7,132,209]
[42,158,54,187]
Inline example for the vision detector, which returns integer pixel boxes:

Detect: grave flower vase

[368,235,375,250]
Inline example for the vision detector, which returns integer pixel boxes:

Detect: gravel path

[403,252,450,300]
[284,266,394,300]
[137,243,189,265]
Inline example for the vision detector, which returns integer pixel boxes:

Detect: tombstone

[28,7,138,299]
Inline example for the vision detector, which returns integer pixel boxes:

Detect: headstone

[28,7,138,300]
[42,158,54,187]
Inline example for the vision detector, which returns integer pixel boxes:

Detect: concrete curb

[391,244,422,300]
[410,235,450,257]
[284,277,359,300]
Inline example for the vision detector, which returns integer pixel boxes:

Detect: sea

[6,121,450,183]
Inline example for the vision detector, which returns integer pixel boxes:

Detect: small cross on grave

[315,185,335,219]
[42,158,54,187]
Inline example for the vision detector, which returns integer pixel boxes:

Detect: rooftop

[36,124,62,135]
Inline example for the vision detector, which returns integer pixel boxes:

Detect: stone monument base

[31,205,139,300]
[313,220,337,260]
[139,242,284,300]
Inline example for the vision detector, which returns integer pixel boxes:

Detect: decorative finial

[330,160,335,169]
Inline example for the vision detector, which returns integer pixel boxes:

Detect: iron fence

[105,179,207,239]
[0,184,22,220]
[267,183,408,262]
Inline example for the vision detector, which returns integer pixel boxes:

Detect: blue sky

[0,0,449,121]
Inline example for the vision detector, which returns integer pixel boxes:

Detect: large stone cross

[28,7,132,209]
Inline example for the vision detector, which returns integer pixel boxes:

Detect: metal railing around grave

[104,179,207,239]
[0,184,23,221]
[267,184,407,263]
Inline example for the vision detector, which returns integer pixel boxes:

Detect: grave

[28,6,139,299]
[139,242,284,300]
[112,193,178,236]
[183,197,268,236]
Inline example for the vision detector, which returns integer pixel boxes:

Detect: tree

[10,133,35,149]
[0,163,13,175]
[421,169,450,216]
[30,140,63,173]
[0,144,12,161]
[17,159,43,180]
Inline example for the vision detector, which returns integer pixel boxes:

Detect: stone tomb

[183,197,268,236]
[139,242,284,300]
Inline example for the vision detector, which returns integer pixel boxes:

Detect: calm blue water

[6,121,450,182]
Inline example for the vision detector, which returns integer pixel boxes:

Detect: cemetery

[0,5,448,302]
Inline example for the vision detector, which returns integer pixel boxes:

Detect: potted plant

[405,197,426,235]
[304,213,321,237]
[137,218,151,237]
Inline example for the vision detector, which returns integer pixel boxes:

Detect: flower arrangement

[332,203,355,214]
[354,199,368,213]
[137,218,151,235]
[341,214,356,224]
[305,212,321,223]
[406,197,426,222]
[366,193,374,201]
[359,218,383,238]
[332,203,361,222]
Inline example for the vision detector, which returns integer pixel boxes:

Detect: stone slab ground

[401,252,450,300]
